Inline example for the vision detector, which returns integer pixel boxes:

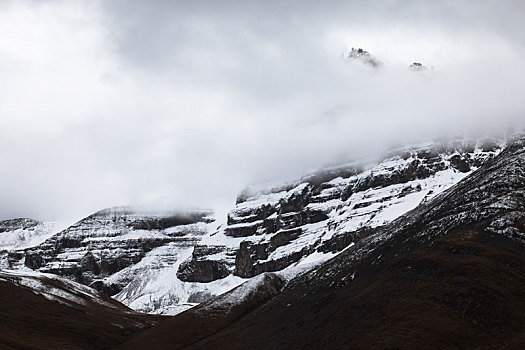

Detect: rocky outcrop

[235,228,307,278]
[129,211,212,230]
[177,259,230,283]
[344,47,383,68]
[409,62,429,71]
[449,154,470,172]
[177,245,233,282]
[235,240,315,278]
[317,227,373,253]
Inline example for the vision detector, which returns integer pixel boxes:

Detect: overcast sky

[1,0,524,223]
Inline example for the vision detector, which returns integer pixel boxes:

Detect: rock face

[176,245,232,282]
[126,136,525,350]
[187,138,503,281]
[11,207,213,296]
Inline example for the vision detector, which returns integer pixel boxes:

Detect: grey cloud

[0,0,524,223]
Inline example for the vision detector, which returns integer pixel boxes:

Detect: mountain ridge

[0,136,512,316]
[120,136,525,349]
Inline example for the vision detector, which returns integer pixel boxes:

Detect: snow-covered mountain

[0,135,523,349]
[120,135,525,350]
[1,137,506,315]
[174,138,502,285]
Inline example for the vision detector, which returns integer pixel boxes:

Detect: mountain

[4,207,236,315]
[0,136,522,349]
[2,138,505,315]
[0,269,159,350]
[119,136,525,349]
[173,138,503,291]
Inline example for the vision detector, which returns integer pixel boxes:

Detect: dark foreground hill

[120,138,525,350]
[0,270,160,350]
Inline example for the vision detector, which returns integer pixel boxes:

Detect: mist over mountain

[0,1,524,349]
[1,0,525,223]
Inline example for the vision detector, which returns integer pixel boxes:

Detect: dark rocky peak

[343,47,383,68]
[409,62,429,71]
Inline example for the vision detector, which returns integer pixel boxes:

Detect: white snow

[278,250,341,280]
[0,222,60,251]
[111,242,246,315]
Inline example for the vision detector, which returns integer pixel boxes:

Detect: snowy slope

[111,233,246,315]
[0,219,59,251]
[0,218,61,270]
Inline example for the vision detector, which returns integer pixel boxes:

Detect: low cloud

[1,0,524,222]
